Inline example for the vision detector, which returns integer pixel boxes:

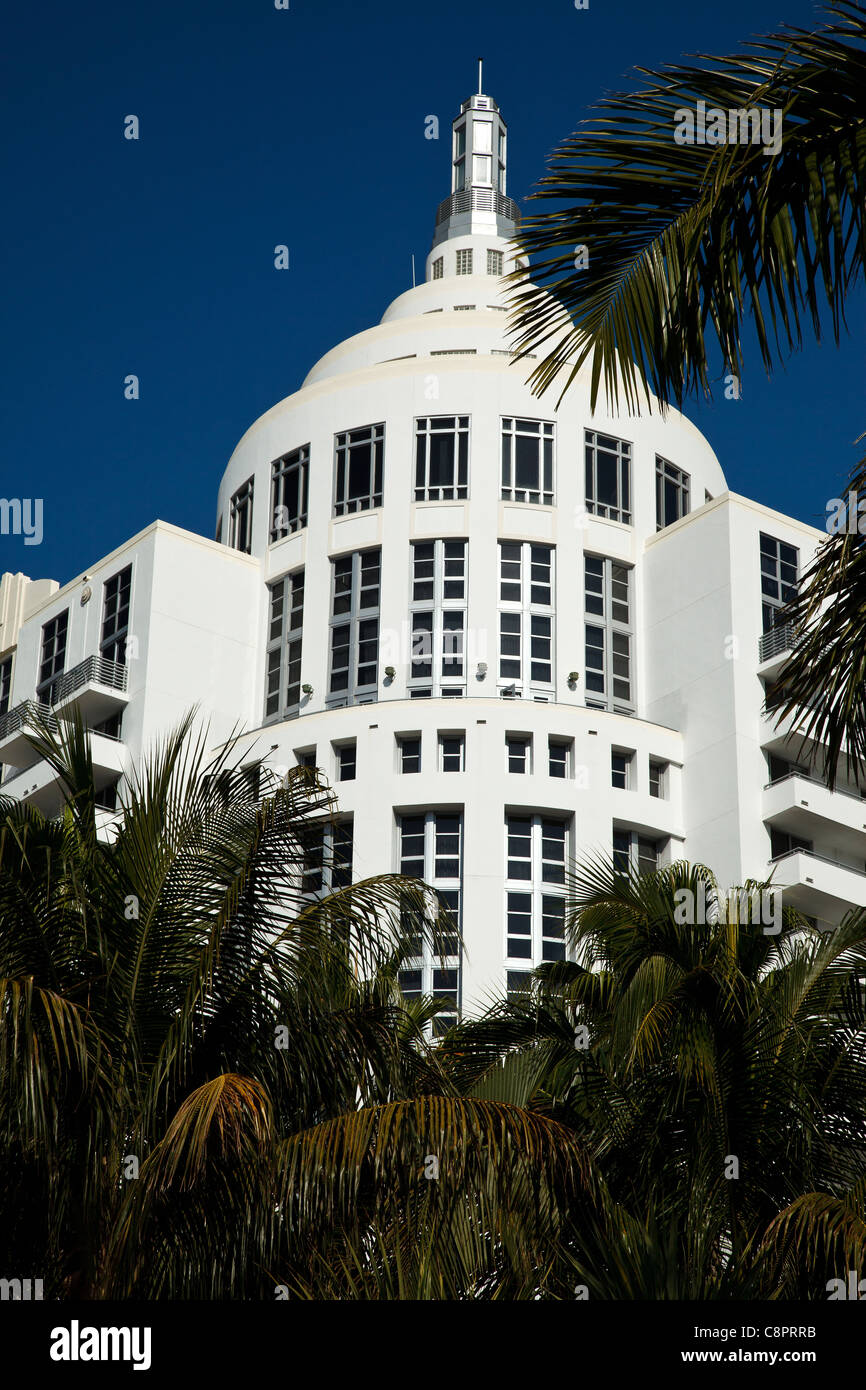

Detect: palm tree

[507,1,866,783]
[0,710,590,1299]
[442,859,866,1297]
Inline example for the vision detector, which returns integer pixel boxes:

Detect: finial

[477,57,483,94]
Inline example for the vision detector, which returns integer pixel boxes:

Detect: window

[439,733,465,772]
[585,430,632,525]
[487,249,503,275]
[229,477,254,553]
[505,815,568,965]
[501,418,554,504]
[409,540,467,697]
[498,542,554,696]
[100,565,132,666]
[474,120,493,153]
[397,812,463,1033]
[328,550,380,704]
[506,970,533,1000]
[506,735,531,774]
[37,611,68,705]
[271,446,309,540]
[705,489,713,504]
[613,830,662,876]
[265,569,304,720]
[93,711,122,739]
[398,735,421,773]
[548,738,571,778]
[472,154,491,183]
[432,257,443,281]
[0,655,11,715]
[456,249,473,275]
[611,750,634,789]
[301,819,353,895]
[656,457,690,529]
[767,754,808,784]
[414,416,469,501]
[95,779,120,812]
[770,828,812,859]
[336,742,356,782]
[295,748,316,769]
[649,760,668,798]
[334,425,384,516]
[760,534,798,634]
[585,556,634,713]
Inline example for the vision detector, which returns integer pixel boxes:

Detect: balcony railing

[764,771,866,804]
[435,187,521,226]
[759,623,798,663]
[54,655,128,703]
[0,699,56,743]
[771,847,866,878]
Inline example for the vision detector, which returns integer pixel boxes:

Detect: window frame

[501,418,555,505]
[409,539,468,698]
[414,416,469,502]
[584,555,634,714]
[585,430,632,525]
[655,456,690,530]
[649,759,668,799]
[760,533,799,634]
[333,424,385,517]
[270,445,310,542]
[613,829,664,876]
[229,477,255,553]
[505,814,569,967]
[397,811,463,1033]
[100,564,132,666]
[265,568,305,722]
[327,549,381,706]
[548,737,572,779]
[498,541,555,697]
[0,654,13,716]
[37,610,69,706]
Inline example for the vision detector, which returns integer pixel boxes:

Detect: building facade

[2,85,864,1019]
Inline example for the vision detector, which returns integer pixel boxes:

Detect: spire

[431,77,520,248]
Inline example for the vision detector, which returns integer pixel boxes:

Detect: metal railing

[54,654,127,703]
[770,846,866,878]
[435,187,521,226]
[0,699,56,743]
[764,771,866,804]
[758,623,798,663]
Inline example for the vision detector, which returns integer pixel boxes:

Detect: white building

[2,84,863,1021]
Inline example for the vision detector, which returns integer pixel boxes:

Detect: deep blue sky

[2,0,863,584]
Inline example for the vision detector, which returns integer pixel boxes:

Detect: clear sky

[2,0,863,584]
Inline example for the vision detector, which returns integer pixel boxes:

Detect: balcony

[757,623,799,680]
[435,187,521,227]
[764,774,866,855]
[52,655,129,722]
[0,700,56,770]
[769,848,866,919]
[1,731,125,816]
